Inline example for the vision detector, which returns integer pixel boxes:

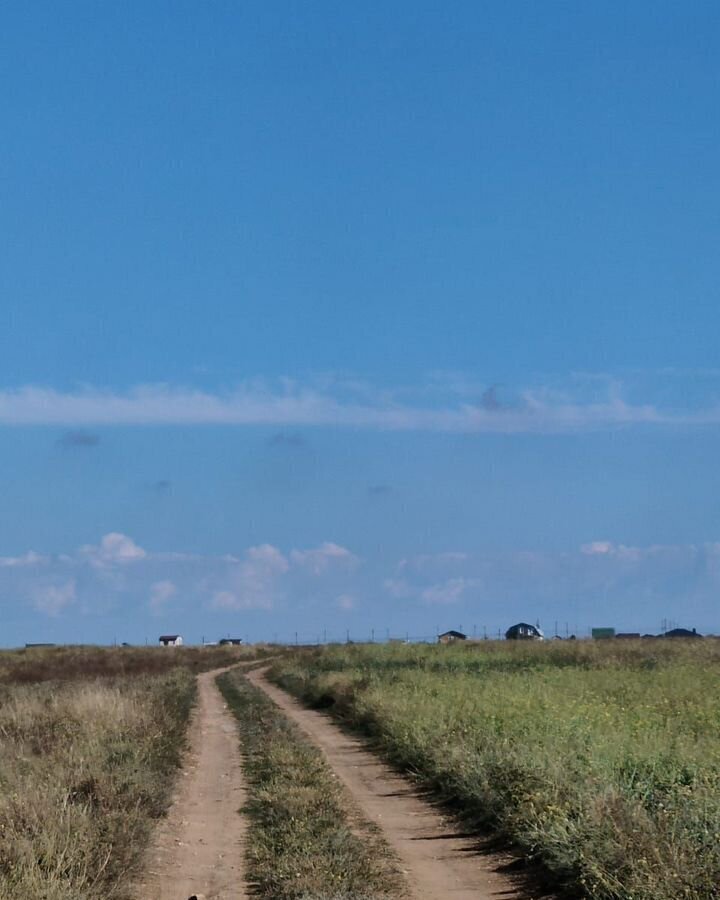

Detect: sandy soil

[133,668,247,900]
[247,667,544,900]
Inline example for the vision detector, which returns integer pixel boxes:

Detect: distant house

[158,634,183,647]
[616,632,641,640]
[505,622,544,641]
[438,630,466,644]
[663,627,702,639]
[218,638,243,646]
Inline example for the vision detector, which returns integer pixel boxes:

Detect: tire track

[134,667,247,900]
[247,667,542,900]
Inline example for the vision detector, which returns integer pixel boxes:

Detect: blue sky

[2,2,720,645]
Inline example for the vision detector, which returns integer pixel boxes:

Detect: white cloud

[246,543,289,573]
[80,532,147,567]
[580,541,652,562]
[211,590,243,610]
[383,577,414,599]
[6,531,720,633]
[149,579,176,613]
[336,593,356,610]
[0,534,366,621]
[0,376,718,433]
[581,541,615,555]
[398,552,469,574]
[32,580,76,616]
[420,577,471,605]
[209,544,289,611]
[0,551,48,568]
[290,542,359,574]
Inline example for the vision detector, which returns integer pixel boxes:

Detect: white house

[158,634,183,647]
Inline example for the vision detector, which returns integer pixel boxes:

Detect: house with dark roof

[663,627,702,639]
[158,634,183,647]
[438,630,466,644]
[505,622,544,641]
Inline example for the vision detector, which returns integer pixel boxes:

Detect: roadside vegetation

[0,668,194,899]
[271,639,720,900]
[0,644,274,898]
[0,642,270,684]
[218,668,404,900]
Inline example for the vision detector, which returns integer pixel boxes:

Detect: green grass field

[271,639,720,900]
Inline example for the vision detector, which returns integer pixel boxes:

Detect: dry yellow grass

[0,669,195,899]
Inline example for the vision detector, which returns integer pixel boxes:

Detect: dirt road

[134,668,247,900]
[247,667,536,900]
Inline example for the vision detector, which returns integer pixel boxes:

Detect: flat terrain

[248,667,530,900]
[271,640,720,900]
[135,668,247,900]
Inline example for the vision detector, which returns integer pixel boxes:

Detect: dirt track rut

[134,668,247,900]
[247,667,534,900]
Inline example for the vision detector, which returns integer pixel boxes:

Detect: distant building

[616,633,641,639]
[592,627,616,640]
[663,627,702,639]
[158,634,183,647]
[438,630,466,644]
[218,638,243,646]
[25,643,56,648]
[505,622,544,641]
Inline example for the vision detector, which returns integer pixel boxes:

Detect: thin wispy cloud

[0,377,719,433]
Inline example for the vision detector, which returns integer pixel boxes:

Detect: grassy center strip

[217,669,404,900]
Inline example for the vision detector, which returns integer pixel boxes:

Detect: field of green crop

[271,639,720,900]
